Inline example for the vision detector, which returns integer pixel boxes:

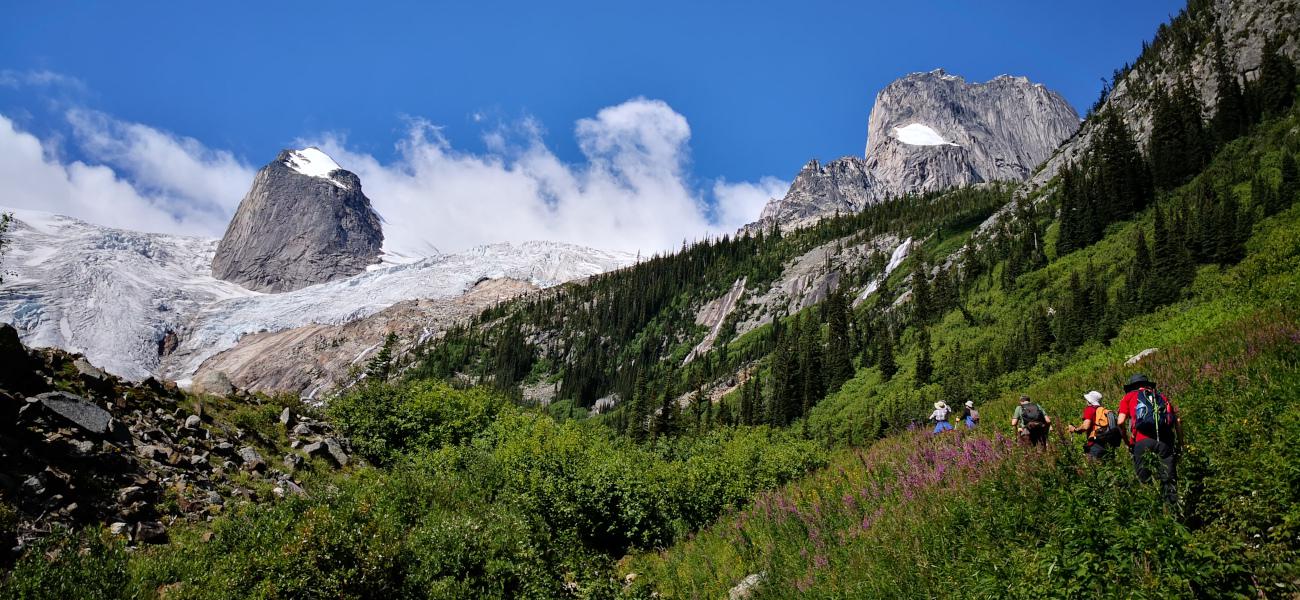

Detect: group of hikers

[927,374,1182,504]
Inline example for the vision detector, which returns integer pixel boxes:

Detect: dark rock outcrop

[212,148,383,293]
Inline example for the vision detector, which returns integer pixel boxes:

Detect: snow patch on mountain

[0,207,634,383]
[283,147,346,188]
[891,123,957,146]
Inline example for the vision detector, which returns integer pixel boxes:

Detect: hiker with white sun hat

[1068,390,1122,459]
[928,401,954,434]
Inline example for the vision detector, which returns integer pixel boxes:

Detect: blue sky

[0,0,1186,252]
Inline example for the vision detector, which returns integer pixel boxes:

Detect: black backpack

[1134,389,1176,440]
[1022,403,1047,431]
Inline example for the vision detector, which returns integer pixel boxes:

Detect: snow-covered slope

[0,207,635,383]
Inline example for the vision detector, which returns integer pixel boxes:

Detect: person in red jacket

[1116,374,1182,505]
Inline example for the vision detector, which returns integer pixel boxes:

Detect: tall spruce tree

[1210,32,1248,145]
[1258,35,1297,117]
[1278,153,1298,216]
[824,289,855,392]
[878,327,898,382]
[914,328,933,387]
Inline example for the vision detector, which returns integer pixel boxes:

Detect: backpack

[1091,407,1121,445]
[1134,389,1176,440]
[1021,403,1047,431]
[969,409,981,423]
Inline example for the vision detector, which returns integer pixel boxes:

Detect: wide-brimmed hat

[934,401,947,410]
[1084,391,1103,406]
[1123,374,1155,392]
[1019,395,1031,403]
[965,400,974,408]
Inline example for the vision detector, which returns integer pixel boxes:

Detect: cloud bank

[0,97,786,254]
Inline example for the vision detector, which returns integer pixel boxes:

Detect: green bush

[328,380,507,464]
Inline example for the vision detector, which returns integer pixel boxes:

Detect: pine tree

[365,332,399,382]
[910,255,931,325]
[1257,35,1297,117]
[1277,153,1298,216]
[1210,32,1248,145]
[878,327,897,382]
[824,289,855,392]
[715,396,733,427]
[914,328,933,386]
[1215,191,1243,264]
[799,314,825,418]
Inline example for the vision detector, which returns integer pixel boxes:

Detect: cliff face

[864,70,1080,196]
[1027,0,1300,191]
[211,148,384,293]
[747,70,1079,232]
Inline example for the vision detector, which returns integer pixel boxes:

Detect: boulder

[72,357,107,381]
[237,446,265,472]
[183,414,202,429]
[303,438,349,467]
[278,407,293,427]
[134,521,168,544]
[729,572,766,600]
[0,323,43,394]
[191,371,235,397]
[35,391,113,435]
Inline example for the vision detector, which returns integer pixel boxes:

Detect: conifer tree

[878,327,897,382]
[823,289,855,392]
[1277,153,1298,216]
[910,255,931,325]
[914,328,933,387]
[1210,32,1248,145]
[1257,35,1297,117]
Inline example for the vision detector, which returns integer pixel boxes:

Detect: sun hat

[1084,391,1103,406]
[1123,374,1155,392]
[965,400,974,408]
[1019,395,1031,403]
[934,401,947,410]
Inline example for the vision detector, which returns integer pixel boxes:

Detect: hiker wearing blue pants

[929,401,954,434]
[962,400,980,429]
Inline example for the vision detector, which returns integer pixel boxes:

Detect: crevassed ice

[891,123,958,146]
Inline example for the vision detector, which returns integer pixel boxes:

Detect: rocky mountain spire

[746,70,1079,232]
[211,148,384,293]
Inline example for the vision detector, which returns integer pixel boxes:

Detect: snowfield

[0,207,635,382]
[891,123,959,146]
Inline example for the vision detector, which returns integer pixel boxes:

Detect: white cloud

[0,69,87,92]
[66,109,255,229]
[1,97,789,254]
[712,176,789,232]
[0,114,228,236]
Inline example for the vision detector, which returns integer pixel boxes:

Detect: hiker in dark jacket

[1116,374,1182,505]
[1067,390,1120,459]
[1010,395,1051,446]
[961,400,979,429]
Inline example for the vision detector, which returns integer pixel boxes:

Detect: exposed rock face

[864,70,1079,196]
[755,158,874,229]
[212,148,383,293]
[1026,0,1300,192]
[748,70,1079,231]
[190,278,540,399]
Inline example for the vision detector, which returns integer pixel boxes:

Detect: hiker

[929,401,954,434]
[1067,390,1121,459]
[1010,395,1051,446]
[962,400,980,429]
[1116,374,1181,505]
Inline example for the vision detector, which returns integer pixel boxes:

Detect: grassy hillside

[628,112,1300,598]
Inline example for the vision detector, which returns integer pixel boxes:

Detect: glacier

[0,207,635,383]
